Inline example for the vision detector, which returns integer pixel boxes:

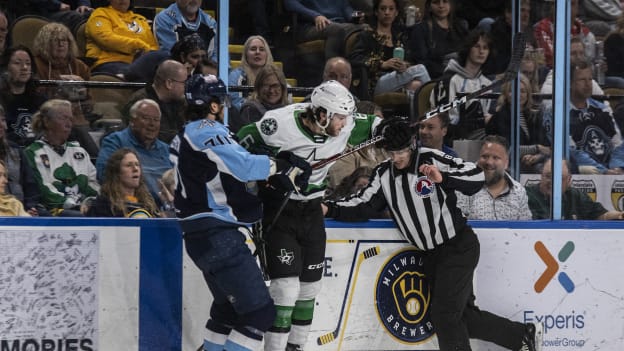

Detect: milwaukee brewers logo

[611,180,624,211]
[572,178,597,201]
[375,249,434,343]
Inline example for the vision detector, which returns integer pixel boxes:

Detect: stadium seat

[10,15,50,53]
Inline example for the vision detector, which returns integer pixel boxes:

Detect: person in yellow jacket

[85,0,159,75]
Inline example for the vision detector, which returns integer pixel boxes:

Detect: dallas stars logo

[277,248,294,265]
[260,118,278,135]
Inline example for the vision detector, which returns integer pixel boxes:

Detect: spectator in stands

[349,0,430,99]
[25,99,99,217]
[533,0,596,68]
[153,0,217,62]
[228,35,274,112]
[126,32,208,82]
[123,60,187,143]
[0,105,40,216]
[87,148,159,217]
[540,37,605,104]
[0,160,30,216]
[418,112,458,157]
[604,15,624,89]
[284,0,364,60]
[430,29,493,141]
[407,0,468,80]
[13,0,92,33]
[0,45,47,147]
[486,73,550,173]
[520,50,544,93]
[0,10,7,57]
[526,158,624,220]
[323,57,353,92]
[485,0,536,76]
[456,135,532,220]
[97,99,172,206]
[85,0,159,75]
[171,33,208,76]
[230,64,288,133]
[33,22,99,159]
[543,59,624,175]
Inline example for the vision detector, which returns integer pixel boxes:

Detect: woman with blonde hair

[486,73,550,172]
[87,148,159,217]
[32,22,98,158]
[228,35,274,111]
[230,64,288,132]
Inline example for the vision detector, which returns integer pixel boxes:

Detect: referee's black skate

[285,342,303,351]
[519,322,543,351]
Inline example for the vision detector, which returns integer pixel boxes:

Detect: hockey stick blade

[413,31,527,126]
[316,246,381,345]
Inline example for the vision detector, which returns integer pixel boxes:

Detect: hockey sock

[264,305,294,351]
[288,299,315,346]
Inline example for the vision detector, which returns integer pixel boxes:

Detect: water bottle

[594,41,605,86]
[393,46,405,61]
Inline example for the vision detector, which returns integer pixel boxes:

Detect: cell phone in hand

[393,47,405,60]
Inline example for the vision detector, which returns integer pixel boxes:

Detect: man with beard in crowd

[456,135,532,220]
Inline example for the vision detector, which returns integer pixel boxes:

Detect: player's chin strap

[313,109,332,136]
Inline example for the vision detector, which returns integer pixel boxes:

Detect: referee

[322,116,543,351]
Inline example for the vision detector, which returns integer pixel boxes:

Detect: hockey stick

[317,245,381,345]
[412,31,527,126]
[298,33,529,172]
[260,137,384,251]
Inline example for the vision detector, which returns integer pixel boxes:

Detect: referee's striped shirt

[326,147,484,251]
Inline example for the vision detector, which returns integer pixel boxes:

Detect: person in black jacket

[406,0,468,80]
[323,116,543,351]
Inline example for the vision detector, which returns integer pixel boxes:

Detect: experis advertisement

[472,226,624,351]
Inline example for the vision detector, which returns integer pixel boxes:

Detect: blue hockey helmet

[185,74,230,108]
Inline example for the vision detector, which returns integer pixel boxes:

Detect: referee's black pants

[423,226,525,351]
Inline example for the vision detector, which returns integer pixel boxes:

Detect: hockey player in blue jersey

[170,74,312,351]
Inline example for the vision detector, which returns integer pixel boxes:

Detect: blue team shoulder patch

[260,118,278,135]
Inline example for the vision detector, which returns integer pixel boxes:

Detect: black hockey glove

[268,151,312,193]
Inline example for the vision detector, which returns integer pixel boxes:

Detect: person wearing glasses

[33,22,99,159]
[96,98,173,206]
[122,60,188,142]
[229,64,289,133]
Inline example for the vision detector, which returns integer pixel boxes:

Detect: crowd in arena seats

[0,0,623,219]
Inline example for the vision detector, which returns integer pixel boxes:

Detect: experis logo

[534,241,575,293]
